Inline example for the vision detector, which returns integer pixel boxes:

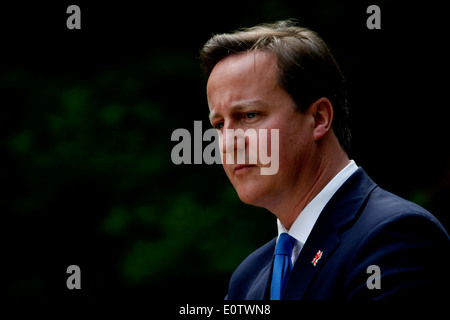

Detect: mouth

[233,164,257,175]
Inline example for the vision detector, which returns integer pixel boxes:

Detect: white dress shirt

[276,160,358,265]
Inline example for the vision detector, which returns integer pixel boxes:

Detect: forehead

[206,51,279,110]
[210,49,277,78]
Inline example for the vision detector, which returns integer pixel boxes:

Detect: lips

[233,164,257,174]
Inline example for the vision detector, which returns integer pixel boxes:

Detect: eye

[245,112,258,119]
[214,122,224,129]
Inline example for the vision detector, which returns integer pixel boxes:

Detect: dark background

[1,0,449,303]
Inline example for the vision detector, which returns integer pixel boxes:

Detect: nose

[222,131,245,153]
[219,122,246,165]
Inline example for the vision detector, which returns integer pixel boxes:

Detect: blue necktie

[270,233,295,300]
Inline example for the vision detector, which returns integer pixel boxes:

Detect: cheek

[277,119,311,166]
[258,117,287,157]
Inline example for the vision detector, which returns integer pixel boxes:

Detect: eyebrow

[208,99,268,122]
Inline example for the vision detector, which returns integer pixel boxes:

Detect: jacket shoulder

[359,186,448,236]
[342,186,449,299]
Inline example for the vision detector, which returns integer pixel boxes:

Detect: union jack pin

[311,250,323,266]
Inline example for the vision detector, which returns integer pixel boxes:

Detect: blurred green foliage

[1,40,275,299]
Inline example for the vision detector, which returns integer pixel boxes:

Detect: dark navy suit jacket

[225,168,450,300]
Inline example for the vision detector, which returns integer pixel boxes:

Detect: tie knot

[275,233,295,256]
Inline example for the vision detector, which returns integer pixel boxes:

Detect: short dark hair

[200,19,351,153]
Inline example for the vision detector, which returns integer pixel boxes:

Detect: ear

[311,97,333,142]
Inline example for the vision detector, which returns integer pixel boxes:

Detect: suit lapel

[246,258,274,299]
[245,239,276,300]
[283,168,377,299]
[283,221,340,299]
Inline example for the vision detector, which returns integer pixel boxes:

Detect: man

[200,20,449,300]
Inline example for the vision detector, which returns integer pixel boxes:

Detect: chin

[235,184,269,207]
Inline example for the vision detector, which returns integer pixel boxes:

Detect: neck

[271,144,350,230]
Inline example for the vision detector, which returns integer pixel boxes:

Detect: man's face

[207,51,316,209]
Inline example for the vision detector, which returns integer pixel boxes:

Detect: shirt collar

[277,160,358,246]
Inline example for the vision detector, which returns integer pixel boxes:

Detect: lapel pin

[311,250,323,266]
